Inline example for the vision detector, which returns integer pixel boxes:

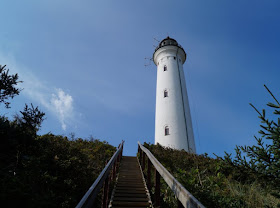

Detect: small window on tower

[165,126,170,136]
[164,90,168,98]
[174,57,176,60]
[164,65,167,71]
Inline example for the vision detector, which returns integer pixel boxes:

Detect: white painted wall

[154,44,196,153]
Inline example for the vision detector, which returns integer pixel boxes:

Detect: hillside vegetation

[0,115,116,207]
[0,64,116,207]
[144,143,279,208]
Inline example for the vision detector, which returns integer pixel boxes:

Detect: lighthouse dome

[153,36,186,64]
[159,36,178,47]
[154,36,185,52]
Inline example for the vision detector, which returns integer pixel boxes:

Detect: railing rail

[138,142,205,208]
[76,140,124,208]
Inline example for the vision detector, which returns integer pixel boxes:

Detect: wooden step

[114,193,147,198]
[116,187,146,191]
[113,189,147,194]
[110,156,151,208]
[113,197,148,202]
[116,183,144,187]
[112,201,150,207]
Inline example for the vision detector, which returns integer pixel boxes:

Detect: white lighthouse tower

[153,37,196,153]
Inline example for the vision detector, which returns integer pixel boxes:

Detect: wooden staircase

[109,156,151,208]
[76,142,204,208]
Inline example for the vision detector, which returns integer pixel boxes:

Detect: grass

[142,143,280,208]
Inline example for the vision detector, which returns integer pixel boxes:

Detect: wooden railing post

[112,160,117,181]
[142,152,146,172]
[155,170,160,207]
[116,153,120,171]
[102,176,109,208]
[147,159,151,190]
[139,149,143,168]
[118,153,121,163]
[120,144,123,158]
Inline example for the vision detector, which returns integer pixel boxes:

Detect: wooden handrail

[76,140,124,208]
[138,142,205,208]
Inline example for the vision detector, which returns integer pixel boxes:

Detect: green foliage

[143,143,279,208]
[0,111,115,208]
[220,85,280,207]
[0,125,116,207]
[0,64,22,108]
[0,104,45,169]
[0,64,116,207]
[18,103,45,132]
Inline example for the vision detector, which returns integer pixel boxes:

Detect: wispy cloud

[0,53,76,130]
[50,89,73,130]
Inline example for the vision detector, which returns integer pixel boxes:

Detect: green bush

[0,64,116,207]
[0,120,116,208]
[144,143,279,208]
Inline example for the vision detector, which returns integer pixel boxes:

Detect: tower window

[164,90,168,98]
[164,65,167,71]
[174,57,176,60]
[165,126,170,136]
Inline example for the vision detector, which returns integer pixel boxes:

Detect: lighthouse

[153,37,196,153]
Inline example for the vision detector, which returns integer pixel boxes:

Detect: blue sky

[1,0,280,157]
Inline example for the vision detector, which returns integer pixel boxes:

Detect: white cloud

[50,89,73,130]
[0,53,76,130]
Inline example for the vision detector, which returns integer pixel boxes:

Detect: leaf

[264,84,280,105]
[267,102,280,108]
[250,103,262,116]
[263,109,266,117]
